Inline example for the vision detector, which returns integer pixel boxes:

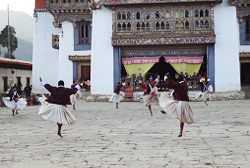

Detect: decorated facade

[32,0,249,94]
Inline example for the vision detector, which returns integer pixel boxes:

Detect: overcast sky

[0,0,34,16]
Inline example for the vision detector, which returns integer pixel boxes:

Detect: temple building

[32,0,250,95]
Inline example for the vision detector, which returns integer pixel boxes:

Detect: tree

[0,25,18,59]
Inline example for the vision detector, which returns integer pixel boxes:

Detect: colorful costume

[2,90,27,111]
[159,80,194,124]
[139,81,157,107]
[38,82,79,125]
[109,83,124,103]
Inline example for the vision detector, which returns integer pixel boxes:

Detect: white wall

[58,21,91,88]
[32,12,59,93]
[91,7,114,94]
[239,45,250,53]
[214,0,241,91]
[0,68,32,91]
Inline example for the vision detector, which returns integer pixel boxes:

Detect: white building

[33,0,250,95]
[0,58,32,92]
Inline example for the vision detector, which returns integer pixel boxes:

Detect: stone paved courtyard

[0,99,250,168]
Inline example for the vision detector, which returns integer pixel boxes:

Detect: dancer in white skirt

[70,80,83,110]
[38,78,80,138]
[109,82,124,109]
[139,80,157,116]
[159,78,194,137]
[196,80,210,106]
[2,87,27,116]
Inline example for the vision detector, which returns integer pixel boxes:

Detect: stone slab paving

[0,99,250,168]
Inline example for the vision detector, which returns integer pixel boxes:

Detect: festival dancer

[2,86,27,116]
[109,81,124,109]
[70,80,83,110]
[195,80,209,106]
[38,77,80,138]
[159,78,194,137]
[139,79,157,116]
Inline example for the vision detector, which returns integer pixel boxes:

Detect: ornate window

[127,23,131,30]
[127,12,131,20]
[141,12,145,19]
[156,11,160,19]
[156,22,160,30]
[52,34,59,49]
[122,12,126,20]
[137,22,141,30]
[200,10,204,17]
[146,12,150,19]
[113,5,213,34]
[117,23,121,31]
[205,9,209,17]
[78,22,89,44]
[136,12,140,19]
[122,23,126,30]
[185,21,189,29]
[166,11,170,18]
[117,12,121,20]
[166,21,170,29]
[146,22,150,30]
[205,20,209,28]
[185,10,189,18]
[195,10,199,17]
[200,21,204,28]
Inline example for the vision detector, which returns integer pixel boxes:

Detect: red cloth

[114,84,122,94]
[139,81,156,95]
[166,80,189,101]
[44,84,77,106]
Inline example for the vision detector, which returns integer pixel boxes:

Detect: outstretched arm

[40,77,46,87]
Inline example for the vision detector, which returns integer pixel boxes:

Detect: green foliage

[0,25,18,59]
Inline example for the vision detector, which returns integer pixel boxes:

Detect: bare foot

[57,133,63,138]
[205,101,208,106]
[161,110,166,114]
[178,133,182,137]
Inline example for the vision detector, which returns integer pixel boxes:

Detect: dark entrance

[3,77,8,91]
[241,63,250,84]
[148,56,177,79]
[81,65,91,81]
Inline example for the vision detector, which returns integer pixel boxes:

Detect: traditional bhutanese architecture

[0,58,32,92]
[32,0,249,94]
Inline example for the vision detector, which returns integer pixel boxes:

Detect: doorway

[81,65,90,81]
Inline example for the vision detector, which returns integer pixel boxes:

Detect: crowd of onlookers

[121,71,209,91]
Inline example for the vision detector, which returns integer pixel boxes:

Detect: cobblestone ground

[0,99,250,168]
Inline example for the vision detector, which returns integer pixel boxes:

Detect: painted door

[81,66,90,81]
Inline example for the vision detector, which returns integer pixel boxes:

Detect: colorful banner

[163,55,204,64]
[122,55,161,65]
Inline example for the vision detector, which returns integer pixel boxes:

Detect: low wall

[86,91,245,102]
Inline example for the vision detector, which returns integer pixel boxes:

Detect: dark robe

[44,84,77,106]
[166,80,189,101]
[114,84,122,94]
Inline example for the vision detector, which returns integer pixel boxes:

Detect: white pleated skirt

[2,97,27,111]
[196,91,208,101]
[158,93,194,124]
[70,90,81,106]
[109,93,124,103]
[143,94,153,106]
[38,96,76,125]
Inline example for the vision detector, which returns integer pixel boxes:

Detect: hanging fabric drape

[163,55,204,75]
[122,55,161,77]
